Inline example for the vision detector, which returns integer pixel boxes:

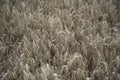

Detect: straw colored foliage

[0,0,120,80]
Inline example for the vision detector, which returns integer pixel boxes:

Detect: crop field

[0,0,120,80]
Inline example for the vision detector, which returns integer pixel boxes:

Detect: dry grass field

[0,0,120,80]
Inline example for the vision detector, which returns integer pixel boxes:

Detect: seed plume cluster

[0,0,120,80]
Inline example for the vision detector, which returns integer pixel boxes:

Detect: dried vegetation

[0,0,120,80]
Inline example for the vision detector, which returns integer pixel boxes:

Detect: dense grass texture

[0,0,120,80]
